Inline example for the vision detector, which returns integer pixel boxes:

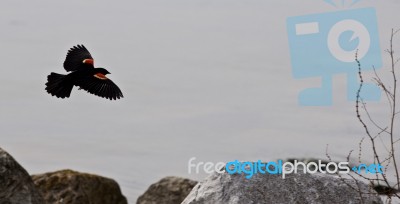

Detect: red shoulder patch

[83,59,94,65]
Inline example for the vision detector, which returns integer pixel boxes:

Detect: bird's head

[97,68,111,75]
[93,68,111,80]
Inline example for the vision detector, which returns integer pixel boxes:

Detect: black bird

[45,45,123,100]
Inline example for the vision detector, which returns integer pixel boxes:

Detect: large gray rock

[182,164,383,204]
[0,147,45,204]
[32,169,127,204]
[137,176,197,204]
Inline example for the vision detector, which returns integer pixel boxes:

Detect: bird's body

[45,45,123,100]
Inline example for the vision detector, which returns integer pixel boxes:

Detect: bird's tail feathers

[45,73,73,98]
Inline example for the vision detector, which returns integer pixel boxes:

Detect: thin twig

[388,29,400,190]
[355,51,392,190]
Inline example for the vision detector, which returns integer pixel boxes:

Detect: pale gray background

[1,0,399,202]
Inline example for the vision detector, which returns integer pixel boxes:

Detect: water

[1,1,399,202]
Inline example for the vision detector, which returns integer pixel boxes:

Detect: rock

[182,163,383,204]
[32,169,127,204]
[137,176,198,204]
[0,147,127,204]
[0,147,45,204]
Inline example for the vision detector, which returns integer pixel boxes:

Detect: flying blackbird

[45,45,123,100]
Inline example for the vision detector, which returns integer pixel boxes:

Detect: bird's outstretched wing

[76,74,123,100]
[63,45,94,72]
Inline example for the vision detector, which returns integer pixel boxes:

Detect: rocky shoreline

[0,147,127,204]
[1,147,384,204]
